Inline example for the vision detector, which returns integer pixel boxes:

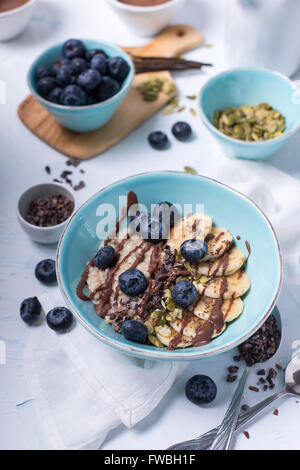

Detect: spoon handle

[167,389,287,450]
[209,367,250,450]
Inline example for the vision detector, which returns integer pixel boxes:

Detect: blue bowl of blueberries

[28,38,134,132]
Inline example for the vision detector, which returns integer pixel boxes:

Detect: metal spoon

[168,307,284,450]
[168,351,300,450]
[208,307,282,450]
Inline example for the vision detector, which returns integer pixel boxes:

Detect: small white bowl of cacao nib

[17,183,75,244]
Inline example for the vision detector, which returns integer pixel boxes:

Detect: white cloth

[24,157,300,450]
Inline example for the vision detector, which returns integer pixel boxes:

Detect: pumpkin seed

[148,335,164,348]
[184,166,197,175]
[214,103,285,141]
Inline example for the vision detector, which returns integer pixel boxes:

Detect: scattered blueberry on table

[185,375,217,405]
[94,245,116,270]
[172,121,192,141]
[172,280,197,308]
[119,268,148,296]
[180,239,208,262]
[148,131,169,150]
[35,39,130,106]
[20,297,42,325]
[35,259,57,285]
[121,320,148,344]
[46,307,74,333]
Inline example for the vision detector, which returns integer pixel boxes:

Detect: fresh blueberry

[172,121,192,141]
[36,77,56,97]
[35,66,53,80]
[86,91,98,105]
[71,57,87,74]
[132,213,167,243]
[90,53,107,75]
[46,307,73,333]
[77,69,101,92]
[143,216,168,243]
[153,202,178,229]
[20,297,41,325]
[97,76,120,102]
[56,65,73,87]
[85,48,107,62]
[107,56,130,83]
[180,239,208,262]
[94,245,116,269]
[185,375,217,405]
[148,131,169,150]
[62,39,86,60]
[121,320,148,344]
[60,85,87,106]
[35,259,57,285]
[48,86,63,104]
[52,59,74,75]
[172,280,197,308]
[119,268,148,296]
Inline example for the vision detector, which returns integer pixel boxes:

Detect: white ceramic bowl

[0,0,39,41]
[106,0,185,37]
[17,183,75,244]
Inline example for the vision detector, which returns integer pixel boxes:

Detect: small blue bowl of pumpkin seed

[199,67,300,161]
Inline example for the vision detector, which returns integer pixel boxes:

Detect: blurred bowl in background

[106,0,185,37]
[0,0,39,41]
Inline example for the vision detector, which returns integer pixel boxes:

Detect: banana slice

[167,213,212,253]
[155,325,192,349]
[198,247,245,277]
[194,296,244,323]
[170,315,204,339]
[198,270,251,299]
[170,315,226,340]
[202,227,233,261]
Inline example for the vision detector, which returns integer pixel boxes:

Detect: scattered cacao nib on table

[273,408,279,416]
[227,373,238,383]
[45,165,51,174]
[26,194,74,227]
[249,385,259,392]
[241,404,249,412]
[243,431,250,439]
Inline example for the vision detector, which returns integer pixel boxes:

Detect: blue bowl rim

[27,39,135,111]
[198,66,300,147]
[56,170,282,361]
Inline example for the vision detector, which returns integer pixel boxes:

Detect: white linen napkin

[24,158,300,450]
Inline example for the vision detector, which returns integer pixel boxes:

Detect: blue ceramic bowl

[199,68,300,161]
[57,171,282,361]
[27,40,134,132]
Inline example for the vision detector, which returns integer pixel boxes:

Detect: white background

[0,0,300,450]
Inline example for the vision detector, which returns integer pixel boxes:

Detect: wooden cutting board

[18,25,203,160]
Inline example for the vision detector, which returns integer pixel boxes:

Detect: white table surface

[1,0,300,451]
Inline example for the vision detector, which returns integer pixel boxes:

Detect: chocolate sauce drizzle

[76,191,251,351]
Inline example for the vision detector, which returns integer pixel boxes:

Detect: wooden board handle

[123,25,204,58]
